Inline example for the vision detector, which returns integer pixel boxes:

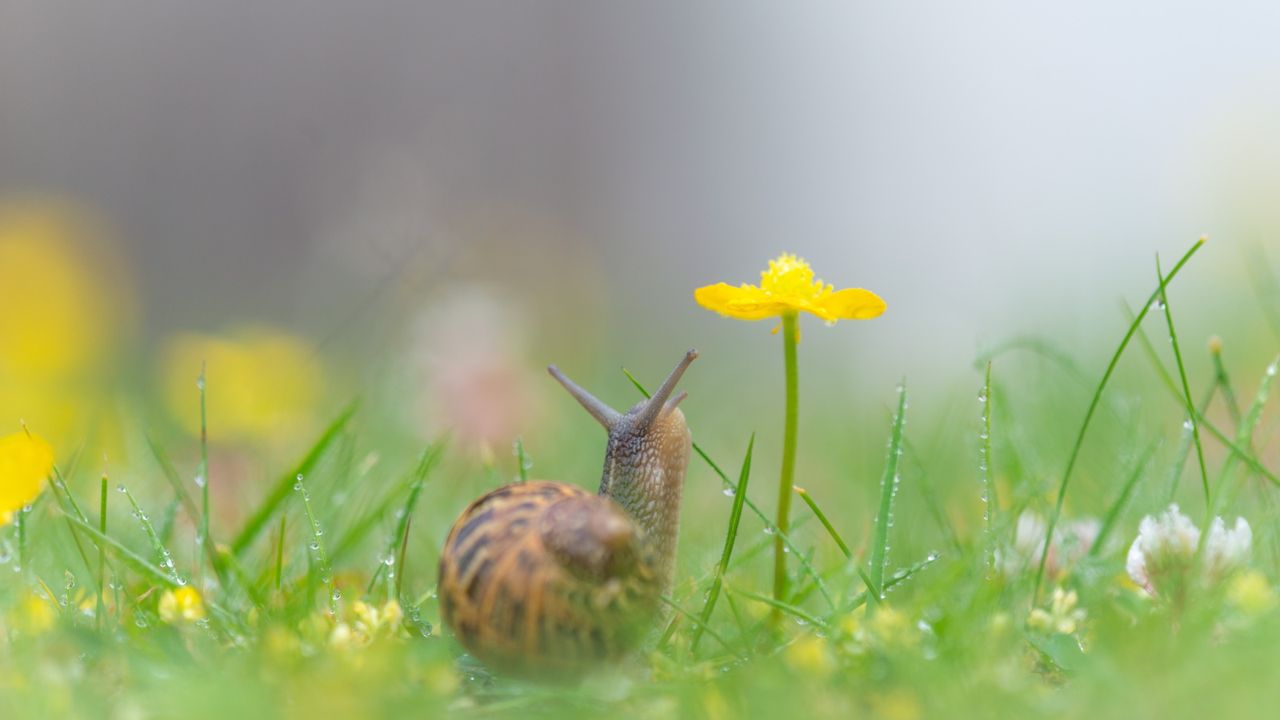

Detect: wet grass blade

[1156,255,1211,505]
[119,484,184,586]
[869,381,908,600]
[363,441,445,597]
[794,485,851,560]
[727,584,830,632]
[692,434,753,653]
[63,514,180,589]
[231,402,358,555]
[980,362,996,571]
[1034,236,1205,601]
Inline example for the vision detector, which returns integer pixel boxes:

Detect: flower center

[760,253,830,301]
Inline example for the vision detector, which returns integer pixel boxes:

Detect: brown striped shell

[437,480,661,677]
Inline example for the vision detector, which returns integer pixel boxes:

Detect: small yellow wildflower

[0,430,54,526]
[1028,587,1086,635]
[1227,570,1275,616]
[695,253,885,326]
[158,586,206,624]
[783,633,836,678]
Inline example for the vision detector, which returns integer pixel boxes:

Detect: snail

[438,350,696,676]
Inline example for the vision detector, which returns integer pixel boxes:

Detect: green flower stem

[772,311,800,620]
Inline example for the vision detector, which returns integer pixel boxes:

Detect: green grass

[5,239,1280,719]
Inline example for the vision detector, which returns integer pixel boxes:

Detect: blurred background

[2,2,1279,565]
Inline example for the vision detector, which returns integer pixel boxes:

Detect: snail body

[438,350,696,676]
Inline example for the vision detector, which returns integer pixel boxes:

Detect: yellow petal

[694,283,788,321]
[816,288,886,321]
[0,431,54,525]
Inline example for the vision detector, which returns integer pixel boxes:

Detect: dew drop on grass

[1268,363,1278,377]
[309,542,321,552]
[763,527,775,536]
[1182,419,1194,431]
[722,488,735,497]
[116,484,126,493]
[193,474,206,488]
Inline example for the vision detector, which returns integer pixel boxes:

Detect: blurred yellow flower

[1227,570,1275,616]
[158,586,206,624]
[161,327,324,443]
[13,591,58,635]
[783,633,836,678]
[0,199,134,449]
[695,253,885,325]
[0,430,54,526]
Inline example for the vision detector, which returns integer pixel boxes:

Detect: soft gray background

[2,2,1278,393]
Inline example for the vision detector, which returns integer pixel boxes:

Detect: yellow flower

[1227,570,1275,616]
[0,430,54,526]
[13,591,58,635]
[0,200,135,452]
[158,586,206,624]
[783,633,835,678]
[695,253,885,325]
[160,327,324,443]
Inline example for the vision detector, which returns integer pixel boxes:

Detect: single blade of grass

[624,368,836,609]
[231,402,358,555]
[1034,236,1205,601]
[1235,356,1279,455]
[63,514,180,589]
[793,485,851,560]
[1211,339,1244,429]
[980,361,996,572]
[274,515,286,594]
[363,441,445,597]
[197,364,211,584]
[97,474,108,630]
[691,434,753,653]
[514,438,530,483]
[294,472,338,615]
[1156,255,1211,505]
[869,381,908,601]
[1090,438,1161,558]
[118,484,185,586]
[726,584,830,632]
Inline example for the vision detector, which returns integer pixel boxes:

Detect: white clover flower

[999,510,1099,579]
[1204,516,1252,577]
[1126,503,1250,601]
